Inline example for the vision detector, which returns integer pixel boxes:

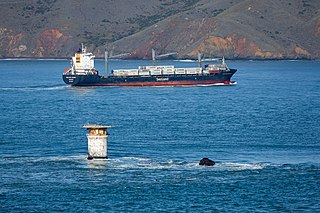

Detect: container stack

[112,65,203,76]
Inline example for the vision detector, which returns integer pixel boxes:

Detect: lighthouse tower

[83,124,111,160]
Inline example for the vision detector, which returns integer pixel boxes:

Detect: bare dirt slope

[0,0,319,59]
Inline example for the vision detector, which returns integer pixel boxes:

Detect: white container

[125,69,139,76]
[127,71,139,76]
[139,70,150,76]
[175,68,186,74]
[150,69,162,75]
[186,68,197,74]
[118,70,128,76]
[113,70,121,76]
[162,70,175,75]
[195,68,202,74]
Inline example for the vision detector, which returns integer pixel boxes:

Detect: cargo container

[127,71,139,76]
[162,69,175,75]
[138,70,150,76]
[175,68,186,74]
[150,69,162,75]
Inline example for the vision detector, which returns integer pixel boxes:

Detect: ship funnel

[152,48,156,66]
[198,51,202,68]
[105,49,109,77]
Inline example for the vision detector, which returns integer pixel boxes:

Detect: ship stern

[63,75,81,85]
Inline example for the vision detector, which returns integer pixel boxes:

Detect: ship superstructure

[64,44,97,76]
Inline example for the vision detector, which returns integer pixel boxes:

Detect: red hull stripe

[74,80,236,87]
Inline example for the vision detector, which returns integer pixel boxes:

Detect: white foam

[121,156,151,161]
[0,155,272,172]
[0,85,68,91]
[186,82,237,87]
[109,157,199,170]
[218,162,265,171]
[197,83,225,87]
[81,157,269,171]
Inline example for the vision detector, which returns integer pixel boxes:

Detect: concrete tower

[83,124,111,160]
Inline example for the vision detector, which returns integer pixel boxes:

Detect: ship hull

[63,69,237,87]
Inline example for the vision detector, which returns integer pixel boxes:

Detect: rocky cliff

[1,0,319,59]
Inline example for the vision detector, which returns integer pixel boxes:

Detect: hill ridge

[0,0,319,59]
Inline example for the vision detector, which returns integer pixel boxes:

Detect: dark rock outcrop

[199,158,215,166]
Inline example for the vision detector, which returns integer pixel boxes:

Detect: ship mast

[198,51,202,68]
[152,48,156,66]
[105,49,109,77]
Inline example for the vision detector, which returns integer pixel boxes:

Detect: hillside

[0,0,320,59]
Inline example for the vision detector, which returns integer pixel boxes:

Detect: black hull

[63,69,237,86]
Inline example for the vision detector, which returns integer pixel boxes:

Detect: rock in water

[199,158,215,166]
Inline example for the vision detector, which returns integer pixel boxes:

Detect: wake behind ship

[63,45,237,87]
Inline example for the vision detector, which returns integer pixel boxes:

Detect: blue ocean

[0,59,319,212]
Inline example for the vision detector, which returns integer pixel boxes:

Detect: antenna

[105,49,109,77]
[152,49,156,66]
[81,43,85,53]
[198,51,202,68]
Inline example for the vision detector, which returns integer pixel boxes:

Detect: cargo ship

[62,45,237,86]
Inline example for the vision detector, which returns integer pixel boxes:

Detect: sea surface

[0,59,319,212]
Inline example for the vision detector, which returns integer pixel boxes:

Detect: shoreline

[0,57,318,61]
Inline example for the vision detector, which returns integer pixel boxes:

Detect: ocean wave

[87,158,270,171]
[3,155,313,172]
[217,162,266,171]
[180,82,237,87]
[96,157,268,171]
[111,157,198,170]
[0,85,68,91]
